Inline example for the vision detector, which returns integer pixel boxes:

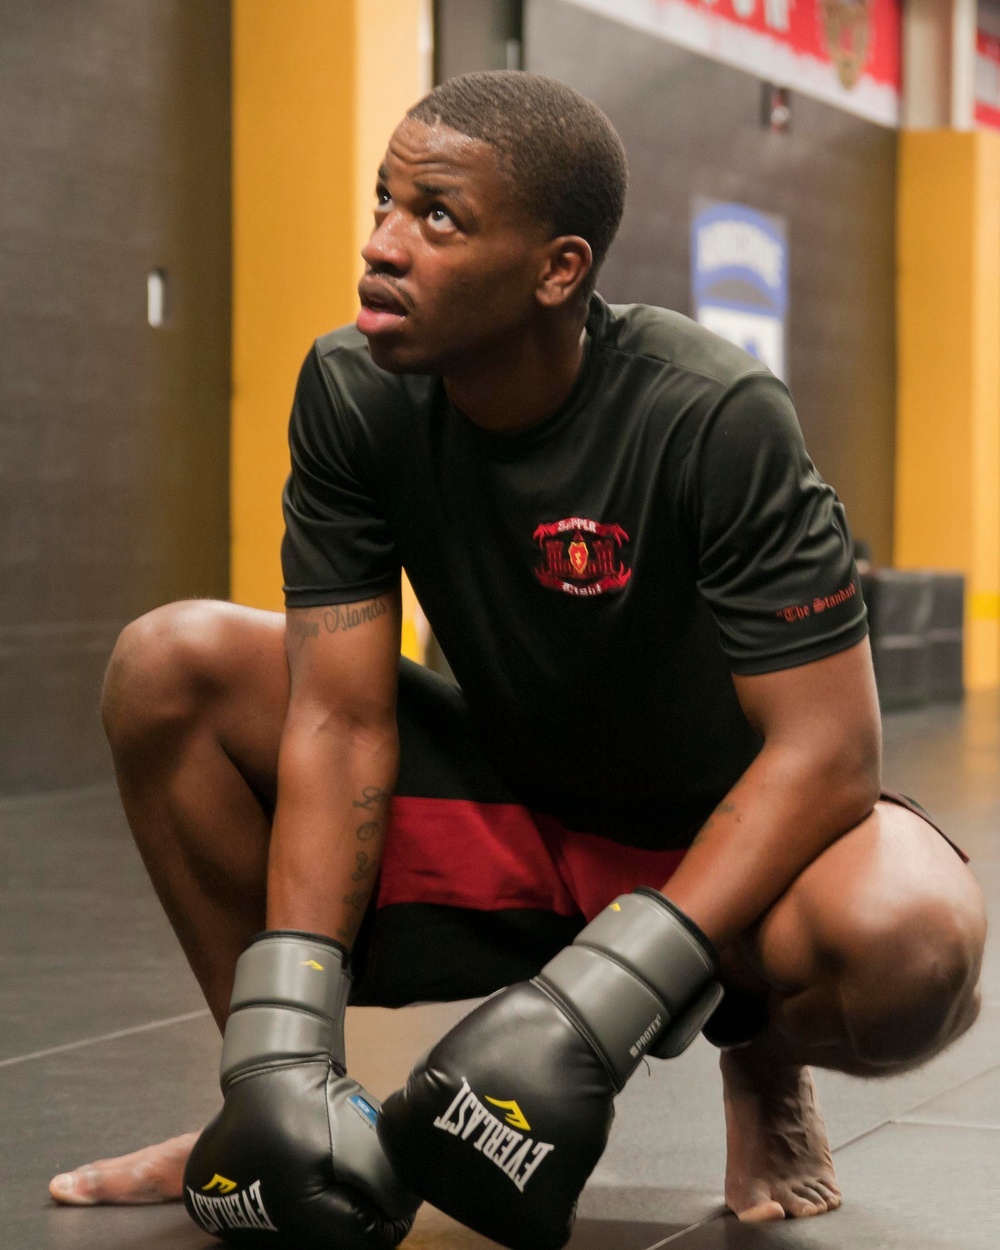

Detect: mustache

[358,272,413,313]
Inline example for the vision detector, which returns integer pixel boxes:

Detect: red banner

[977,31,1000,131]
[565,0,901,126]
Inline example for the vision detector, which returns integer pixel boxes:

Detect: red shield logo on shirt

[568,537,589,577]
[533,517,632,597]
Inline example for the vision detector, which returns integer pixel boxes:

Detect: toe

[735,1198,786,1223]
[812,1180,842,1209]
[786,1196,824,1219]
[49,1171,99,1206]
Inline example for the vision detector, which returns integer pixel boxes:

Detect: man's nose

[362,212,411,274]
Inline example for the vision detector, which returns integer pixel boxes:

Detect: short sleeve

[281,345,400,607]
[684,374,868,674]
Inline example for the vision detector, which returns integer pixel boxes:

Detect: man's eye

[427,206,456,230]
[376,189,391,207]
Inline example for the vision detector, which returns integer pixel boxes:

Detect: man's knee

[840,895,985,1069]
[102,600,236,754]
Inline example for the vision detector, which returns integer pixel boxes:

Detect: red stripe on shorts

[379,795,687,921]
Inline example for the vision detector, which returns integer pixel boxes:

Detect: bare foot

[721,1048,842,1222]
[49,1133,199,1205]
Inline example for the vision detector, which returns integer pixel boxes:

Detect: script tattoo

[286,614,320,649]
[354,786,388,811]
[324,598,388,635]
[338,887,369,943]
[691,799,737,847]
[337,786,390,942]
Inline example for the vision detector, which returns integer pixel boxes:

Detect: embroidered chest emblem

[568,538,589,577]
[532,517,632,597]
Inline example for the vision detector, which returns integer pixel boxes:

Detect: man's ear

[536,236,593,308]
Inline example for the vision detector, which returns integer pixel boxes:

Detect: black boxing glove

[377,889,722,1250]
[183,931,418,1249]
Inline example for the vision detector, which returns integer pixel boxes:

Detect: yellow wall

[231,0,427,658]
[896,130,1000,689]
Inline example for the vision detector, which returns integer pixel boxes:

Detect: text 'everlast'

[432,1079,556,1192]
[186,1181,278,1235]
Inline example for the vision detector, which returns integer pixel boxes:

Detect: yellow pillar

[895,130,1000,689]
[231,0,428,659]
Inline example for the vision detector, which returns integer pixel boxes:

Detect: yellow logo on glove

[202,1174,237,1194]
[485,1097,531,1132]
[300,960,324,971]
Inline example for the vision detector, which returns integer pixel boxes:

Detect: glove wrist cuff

[220,932,350,1087]
[629,888,719,973]
[574,891,719,1010]
[245,928,349,963]
[538,890,722,1087]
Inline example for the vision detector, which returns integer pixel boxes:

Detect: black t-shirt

[282,296,867,849]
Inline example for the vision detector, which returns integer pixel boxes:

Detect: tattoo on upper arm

[286,615,320,648]
[287,598,389,655]
[324,598,388,634]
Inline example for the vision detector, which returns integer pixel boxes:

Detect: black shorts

[348,659,964,1009]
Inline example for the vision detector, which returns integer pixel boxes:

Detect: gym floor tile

[31,1205,211,1250]
[577,1186,724,1231]
[402,1206,699,1248]
[346,1002,476,1099]
[666,1123,1000,1249]
[0,787,205,1061]
[0,1017,219,1248]
[898,1060,1000,1129]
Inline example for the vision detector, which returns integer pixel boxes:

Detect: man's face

[357,118,551,374]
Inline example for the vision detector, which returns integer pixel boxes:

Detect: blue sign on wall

[691,200,788,379]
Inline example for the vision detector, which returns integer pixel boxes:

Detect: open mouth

[357,280,409,336]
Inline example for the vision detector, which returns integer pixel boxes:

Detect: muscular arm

[661,637,882,948]
[266,590,402,944]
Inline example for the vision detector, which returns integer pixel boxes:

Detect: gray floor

[2,691,998,1249]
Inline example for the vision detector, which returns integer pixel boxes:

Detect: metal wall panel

[0,1,231,793]
[525,0,897,564]
[435,0,522,80]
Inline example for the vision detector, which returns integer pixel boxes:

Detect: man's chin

[363,334,440,376]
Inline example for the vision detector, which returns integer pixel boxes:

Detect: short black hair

[408,71,627,297]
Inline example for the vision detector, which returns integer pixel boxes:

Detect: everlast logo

[187,1180,279,1235]
[629,1013,663,1059]
[433,1080,556,1193]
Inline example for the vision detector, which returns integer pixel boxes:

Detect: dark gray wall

[526,0,897,564]
[0,1,231,794]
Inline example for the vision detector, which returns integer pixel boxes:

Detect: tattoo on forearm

[324,598,388,635]
[337,785,390,942]
[353,786,388,811]
[691,799,737,846]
